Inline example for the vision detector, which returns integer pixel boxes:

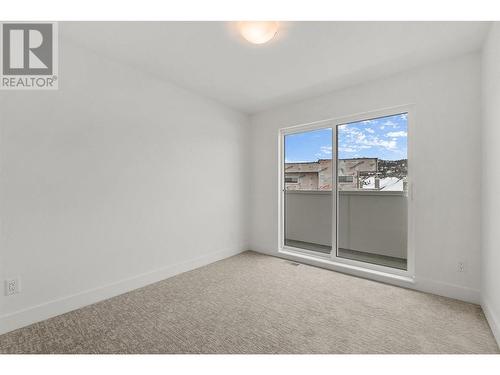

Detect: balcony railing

[284,189,407,268]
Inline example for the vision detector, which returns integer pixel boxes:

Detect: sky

[284,113,407,162]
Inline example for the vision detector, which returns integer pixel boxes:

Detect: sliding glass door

[335,113,409,270]
[280,108,411,275]
[283,127,333,255]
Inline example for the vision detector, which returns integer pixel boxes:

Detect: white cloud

[338,147,357,153]
[365,127,375,133]
[339,127,397,151]
[383,120,398,128]
[320,145,332,153]
[365,138,397,150]
[386,131,407,138]
[309,145,333,160]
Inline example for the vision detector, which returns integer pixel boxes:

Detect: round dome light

[238,21,279,44]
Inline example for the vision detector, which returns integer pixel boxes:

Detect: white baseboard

[415,277,480,304]
[482,297,500,348]
[0,248,243,335]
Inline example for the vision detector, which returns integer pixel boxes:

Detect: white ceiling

[61,22,489,114]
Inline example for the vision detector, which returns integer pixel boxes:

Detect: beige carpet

[0,251,498,354]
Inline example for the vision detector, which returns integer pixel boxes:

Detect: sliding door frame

[278,104,415,280]
[278,119,337,260]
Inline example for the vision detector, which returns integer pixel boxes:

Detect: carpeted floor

[0,251,498,354]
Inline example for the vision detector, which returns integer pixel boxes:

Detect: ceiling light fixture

[238,21,279,44]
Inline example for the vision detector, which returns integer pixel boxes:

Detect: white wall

[250,53,482,303]
[481,22,500,345]
[0,38,249,333]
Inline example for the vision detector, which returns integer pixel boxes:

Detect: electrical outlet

[458,262,465,273]
[4,278,20,296]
